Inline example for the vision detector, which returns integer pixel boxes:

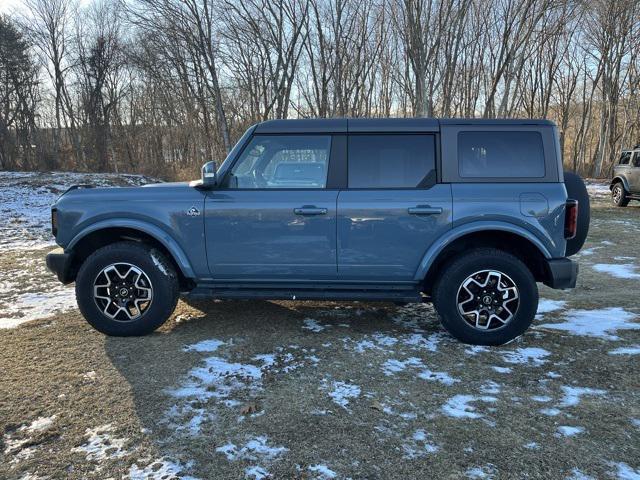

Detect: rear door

[630,151,640,193]
[205,134,341,280]
[337,132,452,280]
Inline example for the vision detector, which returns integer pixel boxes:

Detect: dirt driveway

[1,175,639,480]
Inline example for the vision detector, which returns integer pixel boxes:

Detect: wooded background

[1,0,639,180]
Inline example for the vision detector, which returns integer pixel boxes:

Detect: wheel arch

[417,227,553,294]
[67,221,196,289]
[610,176,629,192]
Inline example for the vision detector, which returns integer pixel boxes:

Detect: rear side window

[348,134,435,188]
[619,152,631,165]
[458,131,545,178]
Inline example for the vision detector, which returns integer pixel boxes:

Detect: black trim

[543,258,578,289]
[327,135,347,189]
[46,249,75,284]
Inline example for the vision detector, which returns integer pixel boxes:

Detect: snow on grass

[381,357,458,386]
[611,462,640,480]
[441,395,497,419]
[168,356,262,400]
[539,408,561,416]
[0,287,76,329]
[566,468,595,480]
[491,366,512,374]
[72,424,129,462]
[324,381,361,410]
[609,345,640,355]
[559,386,607,408]
[479,381,501,395]
[536,299,567,319]
[308,464,338,479]
[539,308,639,340]
[592,263,640,279]
[215,436,288,463]
[127,458,197,480]
[183,339,225,353]
[556,425,585,437]
[3,415,58,456]
[465,464,497,479]
[245,466,270,480]
[302,318,327,332]
[401,429,439,458]
[501,347,550,366]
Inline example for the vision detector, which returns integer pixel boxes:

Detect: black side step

[187,287,423,303]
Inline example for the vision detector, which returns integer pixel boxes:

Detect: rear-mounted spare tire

[563,171,590,256]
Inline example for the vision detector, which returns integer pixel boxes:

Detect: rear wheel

[611,182,629,207]
[432,248,538,345]
[76,241,179,336]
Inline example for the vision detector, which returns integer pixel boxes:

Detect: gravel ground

[1,175,639,480]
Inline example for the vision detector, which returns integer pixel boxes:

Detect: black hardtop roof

[254,117,556,134]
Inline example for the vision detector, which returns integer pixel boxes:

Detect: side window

[227,135,331,189]
[348,134,436,188]
[632,152,640,167]
[619,152,631,165]
[458,131,545,178]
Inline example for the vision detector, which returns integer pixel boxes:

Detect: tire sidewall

[435,252,538,346]
[612,183,626,207]
[76,244,177,336]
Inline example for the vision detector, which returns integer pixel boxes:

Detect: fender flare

[67,219,196,278]
[413,221,553,281]
[610,176,630,192]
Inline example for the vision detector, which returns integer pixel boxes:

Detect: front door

[337,133,452,280]
[205,134,338,280]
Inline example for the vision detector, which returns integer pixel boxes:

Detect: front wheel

[76,241,179,336]
[432,248,538,346]
[611,182,629,207]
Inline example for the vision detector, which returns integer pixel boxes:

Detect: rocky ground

[0,173,638,480]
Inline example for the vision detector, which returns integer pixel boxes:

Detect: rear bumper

[543,257,578,289]
[46,248,75,284]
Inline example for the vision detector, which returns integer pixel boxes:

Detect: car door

[337,132,452,280]
[205,134,340,280]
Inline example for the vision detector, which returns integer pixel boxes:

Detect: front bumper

[46,248,75,284]
[543,257,578,289]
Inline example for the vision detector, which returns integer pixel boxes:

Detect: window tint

[458,131,545,178]
[348,135,435,188]
[632,152,640,167]
[619,152,631,165]
[228,135,331,189]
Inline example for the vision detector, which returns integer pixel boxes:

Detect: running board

[187,285,423,303]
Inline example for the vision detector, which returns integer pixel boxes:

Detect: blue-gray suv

[46,118,589,345]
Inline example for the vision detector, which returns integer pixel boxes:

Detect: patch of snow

[308,464,338,479]
[245,466,270,480]
[592,264,640,279]
[491,366,512,374]
[539,408,561,416]
[501,347,550,366]
[0,288,76,329]
[72,424,129,462]
[325,381,361,410]
[611,462,640,480]
[536,299,567,319]
[401,429,439,458]
[539,308,639,340]
[609,345,640,355]
[21,415,56,433]
[479,381,501,395]
[127,458,197,480]
[183,339,225,353]
[556,426,585,437]
[441,395,497,419]
[559,386,607,408]
[466,464,497,479]
[524,442,539,450]
[382,357,422,375]
[302,318,327,332]
[531,395,552,403]
[215,436,288,463]
[565,468,595,480]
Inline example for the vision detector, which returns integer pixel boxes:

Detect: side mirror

[201,161,217,188]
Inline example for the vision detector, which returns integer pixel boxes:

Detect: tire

[75,241,179,336]
[611,181,629,207]
[563,171,590,257]
[432,248,538,346]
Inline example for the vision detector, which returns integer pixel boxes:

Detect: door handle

[294,206,328,216]
[408,205,443,215]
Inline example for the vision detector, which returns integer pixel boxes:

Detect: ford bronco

[611,145,640,206]
[46,118,590,345]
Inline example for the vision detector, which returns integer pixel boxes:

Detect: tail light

[564,200,578,239]
[51,208,58,236]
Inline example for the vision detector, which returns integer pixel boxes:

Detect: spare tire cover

[564,171,590,256]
